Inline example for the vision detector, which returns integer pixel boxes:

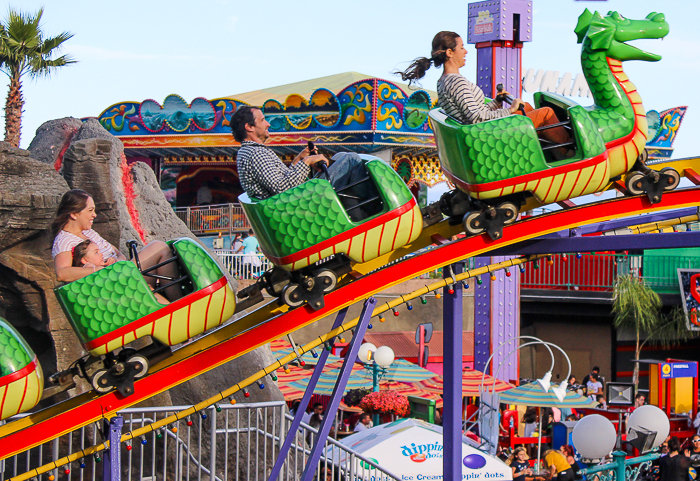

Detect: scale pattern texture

[582,47,634,143]
[460,115,545,183]
[172,238,223,290]
[0,320,32,377]
[244,160,413,259]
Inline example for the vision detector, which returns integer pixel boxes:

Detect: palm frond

[612,275,662,332]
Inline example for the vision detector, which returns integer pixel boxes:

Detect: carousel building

[96,72,448,212]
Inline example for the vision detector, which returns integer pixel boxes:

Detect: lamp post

[574,406,668,481]
[358,343,395,426]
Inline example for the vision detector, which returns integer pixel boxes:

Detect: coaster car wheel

[316,269,337,294]
[129,354,149,379]
[463,211,485,236]
[282,283,304,308]
[91,370,112,394]
[660,167,680,191]
[625,172,645,196]
[498,202,519,225]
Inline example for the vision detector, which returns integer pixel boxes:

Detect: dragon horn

[575,9,594,44]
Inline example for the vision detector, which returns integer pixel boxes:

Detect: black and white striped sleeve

[445,76,511,124]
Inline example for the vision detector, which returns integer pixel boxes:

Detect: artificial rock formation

[0,120,283,415]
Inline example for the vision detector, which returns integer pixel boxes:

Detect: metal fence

[214,252,272,280]
[174,204,250,235]
[1,402,398,481]
[521,253,700,292]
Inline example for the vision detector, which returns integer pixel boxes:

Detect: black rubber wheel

[660,167,680,191]
[625,172,645,195]
[282,284,304,308]
[316,270,337,294]
[463,211,485,236]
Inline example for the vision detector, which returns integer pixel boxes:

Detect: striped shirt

[237,140,310,199]
[52,229,118,260]
[437,73,511,124]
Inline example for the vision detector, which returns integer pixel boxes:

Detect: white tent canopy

[326,418,513,480]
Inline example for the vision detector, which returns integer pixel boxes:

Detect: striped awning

[498,382,598,407]
[413,370,514,396]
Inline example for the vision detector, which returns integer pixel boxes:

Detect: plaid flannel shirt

[237,140,310,199]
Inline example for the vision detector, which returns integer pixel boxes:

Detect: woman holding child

[51,189,179,301]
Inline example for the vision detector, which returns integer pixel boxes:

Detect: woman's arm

[54,251,99,283]
[445,75,511,124]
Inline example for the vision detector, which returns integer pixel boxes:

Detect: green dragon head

[575,9,669,62]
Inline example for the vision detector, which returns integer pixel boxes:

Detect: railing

[174,203,250,234]
[1,402,398,481]
[521,253,700,293]
[214,251,271,279]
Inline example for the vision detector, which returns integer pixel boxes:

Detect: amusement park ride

[2,3,700,481]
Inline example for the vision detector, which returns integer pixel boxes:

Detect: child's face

[82,243,106,266]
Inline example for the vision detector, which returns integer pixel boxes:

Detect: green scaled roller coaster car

[51,238,236,397]
[238,154,423,311]
[0,317,43,420]
[431,10,676,240]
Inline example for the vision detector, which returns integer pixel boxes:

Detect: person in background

[586,373,603,402]
[354,413,372,432]
[507,447,532,481]
[231,232,243,252]
[522,407,538,458]
[581,367,600,395]
[560,446,582,480]
[543,448,574,481]
[565,414,577,422]
[658,436,690,481]
[627,393,646,415]
[684,434,700,470]
[596,394,607,409]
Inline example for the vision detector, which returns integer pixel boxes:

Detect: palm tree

[612,274,693,386]
[0,7,75,147]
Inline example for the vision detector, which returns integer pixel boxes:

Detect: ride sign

[660,362,698,379]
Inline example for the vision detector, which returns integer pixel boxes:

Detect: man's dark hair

[248,229,255,236]
[359,413,371,421]
[592,366,600,372]
[635,393,645,400]
[668,436,681,453]
[230,105,259,142]
[313,402,323,410]
[596,394,604,401]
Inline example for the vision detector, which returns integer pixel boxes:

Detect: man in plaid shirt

[231,105,374,217]
[232,106,330,200]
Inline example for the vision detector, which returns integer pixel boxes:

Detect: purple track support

[474,257,491,373]
[300,298,377,481]
[444,263,463,480]
[269,308,349,481]
[490,257,520,382]
[489,231,700,256]
[103,416,123,481]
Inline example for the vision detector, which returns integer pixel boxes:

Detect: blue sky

[7,0,697,172]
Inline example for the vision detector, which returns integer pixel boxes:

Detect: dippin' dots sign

[399,474,506,480]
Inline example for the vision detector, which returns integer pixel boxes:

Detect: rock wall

[0,120,282,413]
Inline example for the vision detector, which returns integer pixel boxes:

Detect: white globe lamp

[357,343,377,364]
[572,414,617,462]
[373,346,395,368]
[627,405,670,450]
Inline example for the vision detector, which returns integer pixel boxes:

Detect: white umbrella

[325,418,513,480]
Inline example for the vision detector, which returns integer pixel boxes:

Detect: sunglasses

[693,440,700,443]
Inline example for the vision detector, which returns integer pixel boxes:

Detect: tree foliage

[612,274,694,385]
[0,7,76,147]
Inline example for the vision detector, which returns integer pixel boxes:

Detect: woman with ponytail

[397,32,571,157]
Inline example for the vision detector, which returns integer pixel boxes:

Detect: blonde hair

[506,447,529,466]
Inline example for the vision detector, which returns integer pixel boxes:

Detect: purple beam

[269,308,348,481]
[474,257,491,372]
[489,231,700,256]
[490,257,520,382]
[300,298,377,481]
[538,207,699,238]
[444,263,463,480]
[104,416,123,481]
